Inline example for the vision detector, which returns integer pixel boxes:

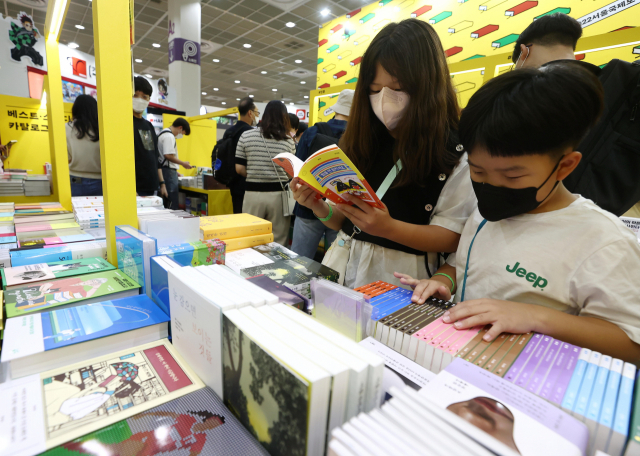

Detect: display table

[179,186,233,216]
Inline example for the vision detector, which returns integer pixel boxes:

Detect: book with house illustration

[272,144,384,208]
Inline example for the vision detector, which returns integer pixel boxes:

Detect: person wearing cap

[290,89,353,259]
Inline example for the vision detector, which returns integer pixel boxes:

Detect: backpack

[211,135,236,185]
[309,122,344,154]
[564,59,640,216]
[157,130,174,168]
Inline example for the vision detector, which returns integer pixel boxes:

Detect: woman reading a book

[292,19,476,288]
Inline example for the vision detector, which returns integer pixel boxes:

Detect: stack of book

[0,203,15,268]
[23,175,51,196]
[312,278,371,341]
[9,240,108,267]
[328,358,590,456]
[72,196,165,229]
[138,210,200,247]
[200,213,274,251]
[0,173,24,196]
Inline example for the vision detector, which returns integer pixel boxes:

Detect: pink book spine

[430,324,458,347]
[418,318,448,344]
[412,317,444,340]
[448,326,483,355]
[43,237,63,244]
[16,224,51,233]
[441,327,473,352]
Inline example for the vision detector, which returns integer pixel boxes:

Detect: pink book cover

[430,324,459,347]
[413,317,446,342]
[448,327,483,355]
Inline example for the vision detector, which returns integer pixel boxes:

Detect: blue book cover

[573,351,602,418]
[10,246,73,265]
[598,359,623,427]
[610,363,637,452]
[1,295,169,363]
[0,236,17,244]
[115,226,156,296]
[561,348,592,411]
[586,356,612,422]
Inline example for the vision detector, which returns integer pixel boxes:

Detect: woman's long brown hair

[339,19,460,187]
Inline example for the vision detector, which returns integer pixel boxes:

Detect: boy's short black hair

[238,97,255,116]
[459,62,603,158]
[512,13,582,62]
[297,121,308,136]
[172,117,191,135]
[288,113,300,130]
[134,76,153,97]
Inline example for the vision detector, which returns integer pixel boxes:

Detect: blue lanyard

[460,219,487,302]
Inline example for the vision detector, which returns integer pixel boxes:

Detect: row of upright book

[0,173,50,196]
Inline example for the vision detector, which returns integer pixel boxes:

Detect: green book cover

[628,372,640,446]
[4,269,140,318]
[2,257,115,290]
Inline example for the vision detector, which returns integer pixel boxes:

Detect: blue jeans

[291,216,338,259]
[70,176,103,196]
[162,167,179,209]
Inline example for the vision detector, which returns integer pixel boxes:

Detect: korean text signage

[168,38,200,66]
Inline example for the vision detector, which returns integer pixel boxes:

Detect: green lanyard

[460,219,487,302]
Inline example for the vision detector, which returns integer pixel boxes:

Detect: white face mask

[251,113,259,127]
[369,87,410,131]
[132,97,150,113]
[175,133,183,140]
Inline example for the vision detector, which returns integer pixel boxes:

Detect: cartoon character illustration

[14,277,108,310]
[329,178,366,196]
[9,13,44,66]
[60,410,225,456]
[46,362,142,427]
[157,78,169,105]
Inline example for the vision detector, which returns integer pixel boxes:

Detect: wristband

[159,182,166,185]
[314,203,333,222]
[433,272,456,293]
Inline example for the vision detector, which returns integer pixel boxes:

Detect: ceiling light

[221,102,226,105]
[295,59,302,63]
[234,80,241,83]
[286,22,296,28]
[236,98,241,101]
[300,81,306,84]
[261,71,267,74]
[243,43,251,48]
[321,8,330,16]
[213,59,220,62]
[48,0,68,40]
[152,43,161,48]
[272,89,277,92]
[134,59,142,63]
[213,88,219,91]
[289,103,294,105]
[145,74,153,78]
[75,24,84,29]
[202,92,207,95]
[249,95,254,98]
[304,95,309,98]
[68,42,79,49]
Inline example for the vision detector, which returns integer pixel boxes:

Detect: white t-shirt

[157,128,179,170]
[447,196,640,344]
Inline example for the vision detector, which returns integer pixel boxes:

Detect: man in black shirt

[132,76,167,198]
[225,97,259,213]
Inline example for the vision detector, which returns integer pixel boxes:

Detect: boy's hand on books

[443,299,539,341]
[337,193,393,236]
[393,273,452,302]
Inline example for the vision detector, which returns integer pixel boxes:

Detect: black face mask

[471,157,563,222]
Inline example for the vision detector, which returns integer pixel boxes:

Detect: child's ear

[557,151,582,181]
[516,44,529,66]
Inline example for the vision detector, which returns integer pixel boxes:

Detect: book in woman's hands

[272,144,384,208]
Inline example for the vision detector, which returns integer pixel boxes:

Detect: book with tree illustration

[272,144,384,208]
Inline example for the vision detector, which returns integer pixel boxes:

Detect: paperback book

[115,225,157,297]
[1,257,115,290]
[4,269,141,317]
[272,144,384,208]
[1,295,170,378]
[200,214,272,241]
[157,239,226,268]
[39,387,269,456]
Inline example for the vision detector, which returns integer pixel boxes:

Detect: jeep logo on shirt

[506,262,548,289]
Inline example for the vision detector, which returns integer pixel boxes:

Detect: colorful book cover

[150,255,181,317]
[158,239,226,267]
[40,387,269,456]
[1,295,169,363]
[200,214,272,241]
[222,314,310,456]
[422,358,589,456]
[4,269,141,318]
[39,339,203,449]
[2,257,115,290]
[272,145,384,208]
[15,222,80,233]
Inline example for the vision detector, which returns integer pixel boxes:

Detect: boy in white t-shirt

[396,62,640,362]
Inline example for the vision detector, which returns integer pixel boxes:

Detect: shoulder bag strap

[260,132,288,191]
[377,159,403,199]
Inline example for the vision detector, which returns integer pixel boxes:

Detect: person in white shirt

[158,118,192,209]
[396,62,640,363]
